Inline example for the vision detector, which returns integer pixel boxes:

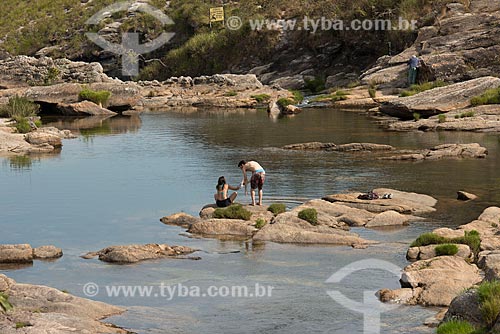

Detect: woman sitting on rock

[214,176,240,207]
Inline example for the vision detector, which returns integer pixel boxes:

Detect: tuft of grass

[400,81,447,97]
[277,98,295,109]
[436,320,475,334]
[435,244,459,256]
[368,87,377,99]
[15,118,33,134]
[268,203,286,216]
[477,280,500,328]
[251,94,271,103]
[255,218,266,229]
[0,292,13,312]
[291,90,304,104]
[298,208,318,225]
[224,90,238,97]
[438,114,447,123]
[78,89,111,107]
[456,111,475,118]
[1,95,39,119]
[213,204,252,221]
[411,230,480,255]
[16,322,30,329]
[413,112,421,121]
[471,87,500,106]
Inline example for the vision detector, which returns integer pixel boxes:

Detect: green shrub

[224,90,238,97]
[78,89,112,107]
[298,208,318,225]
[268,203,286,216]
[438,114,447,123]
[291,90,304,103]
[251,94,271,103]
[477,280,500,328]
[213,204,252,221]
[1,95,39,119]
[436,320,475,334]
[435,244,459,256]
[255,218,267,229]
[458,111,475,118]
[0,292,13,312]
[368,88,376,99]
[305,77,326,93]
[471,87,500,106]
[413,112,421,121]
[15,118,32,134]
[410,231,481,255]
[16,322,30,329]
[400,81,447,97]
[277,98,295,109]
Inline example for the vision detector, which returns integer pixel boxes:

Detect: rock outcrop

[323,188,437,215]
[380,143,488,161]
[0,125,75,155]
[0,274,126,334]
[379,77,500,119]
[0,244,63,263]
[406,244,472,261]
[282,142,394,152]
[57,101,117,116]
[81,244,197,263]
[457,191,478,201]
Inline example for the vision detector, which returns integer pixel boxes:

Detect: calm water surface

[1,108,499,333]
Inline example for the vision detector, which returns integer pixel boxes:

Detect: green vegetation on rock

[305,77,326,93]
[1,95,39,119]
[413,112,421,121]
[400,81,447,97]
[224,90,238,97]
[438,114,447,123]
[411,230,480,255]
[78,89,111,107]
[298,208,318,225]
[255,218,267,229]
[471,87,500,106]
[213,204,252,221]
[434,244,459,256]
[477,280,500,328]
[0,292,13,312]
[268,203,286,216]
[436,320,475,334]
[251,94,271,103]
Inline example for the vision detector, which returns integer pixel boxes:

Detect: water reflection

[42,115,142,137]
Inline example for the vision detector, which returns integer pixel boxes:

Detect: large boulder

[56,101,117,116]
[365,210,423,228]
[33,245,63,260]
[442,289,484,327]
[379,77,500,119]
[406,244,472,261]
[323,188,437,215]
[188,219,257,237]
[400,256,482,306]
[82,244,197,263]
[0,244,33,263]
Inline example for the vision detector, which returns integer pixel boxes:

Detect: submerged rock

[457,190,478,201]
[0,244,63,263]
[32,245,63,260]
[380,143,488,161]
[82,244,198,263]
[282,142,394,152]
[160,212,200,229]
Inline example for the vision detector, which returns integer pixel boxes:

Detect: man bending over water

[238,160,266,206]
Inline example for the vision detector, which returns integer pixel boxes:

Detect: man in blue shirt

[407,55,420,86]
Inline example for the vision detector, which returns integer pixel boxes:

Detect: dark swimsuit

[216,188,232,207]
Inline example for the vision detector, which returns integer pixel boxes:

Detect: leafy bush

[0,292,13,312]
[15,118,33,134]
[298,208,318,225]
[213,204,252,221]
[305,77,326,93]
[251,94,271,103]
[438,114,447,123]
[291,90,304,103]
[435,244,459,256]
[268,203,286,216]
[277,98,295,109]
[413,112,421,121]
[255,218,267,229]
[1,95,39,119]
[471,87,500,106]
[411,233,447,247]
[477,280,500,328]
[78,89,112,107]
[400,81,447,97]
[436,320,475,334]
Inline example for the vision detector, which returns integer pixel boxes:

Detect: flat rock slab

[282,142,394,152]
[323,188,437,215]
[188,219,257,237]
[57,100,117,116]
[380,143,488,161]
[0,274,126,334]
[380,77,500,119]
[160,212,200,229]
[365,210,423,228]
[0,244,63,263]
[82,244,197,263]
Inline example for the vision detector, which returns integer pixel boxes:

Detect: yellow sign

[209,7,224,22]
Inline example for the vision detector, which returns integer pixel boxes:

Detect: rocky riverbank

[0,274,126,334]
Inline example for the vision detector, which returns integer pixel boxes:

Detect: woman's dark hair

[238,160,246,168]
[216,176,226,191]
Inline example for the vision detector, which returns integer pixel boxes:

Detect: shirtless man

[238,160,266,206]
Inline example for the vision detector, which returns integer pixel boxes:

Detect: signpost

[209,7,224,28]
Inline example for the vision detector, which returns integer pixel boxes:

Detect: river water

[1,108,499,333]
